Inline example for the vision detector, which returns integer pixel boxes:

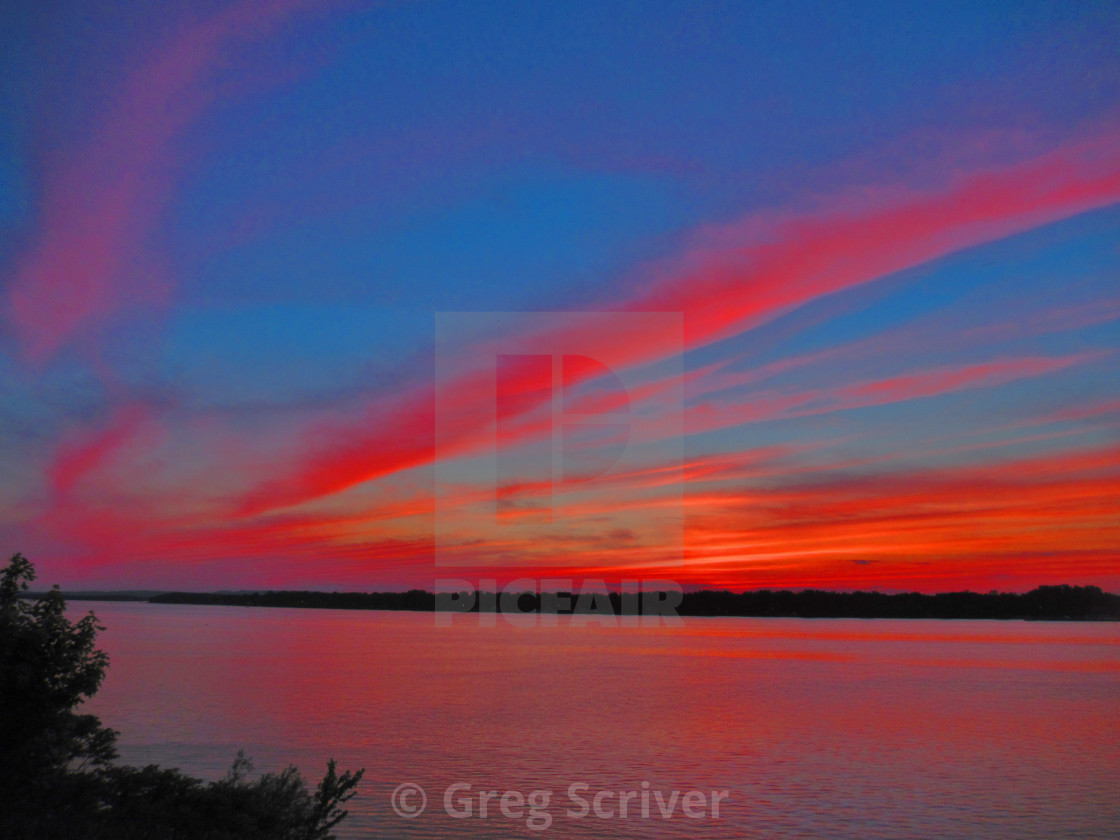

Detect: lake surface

[77,603,1119,839]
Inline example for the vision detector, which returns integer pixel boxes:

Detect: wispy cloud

[4,0,349,365]
[222,137,1120,517]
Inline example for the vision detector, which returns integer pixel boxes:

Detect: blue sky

[0,0,1118,591]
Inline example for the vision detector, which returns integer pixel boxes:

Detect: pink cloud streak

[226,135,1120,515]
[4,0,348,365]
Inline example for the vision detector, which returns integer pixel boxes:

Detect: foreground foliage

[0,553,363,840]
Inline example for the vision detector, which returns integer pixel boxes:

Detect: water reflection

[81,604,1119,839]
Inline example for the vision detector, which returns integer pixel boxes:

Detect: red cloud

[225,135,1120,517]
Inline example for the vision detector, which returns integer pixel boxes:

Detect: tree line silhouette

[142,584,1120,620]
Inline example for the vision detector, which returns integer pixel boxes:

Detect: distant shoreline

[27,585,1120,621]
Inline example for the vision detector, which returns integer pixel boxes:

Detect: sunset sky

[1,0,1118,592]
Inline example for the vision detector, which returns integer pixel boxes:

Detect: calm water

[76,603,1119,839]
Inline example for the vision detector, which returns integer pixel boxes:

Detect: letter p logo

[494,353,631,520]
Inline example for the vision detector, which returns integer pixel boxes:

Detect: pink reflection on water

[81,604,1120,839]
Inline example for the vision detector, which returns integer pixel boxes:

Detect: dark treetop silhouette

[0,553,363,840]
[140,584,1120,620]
